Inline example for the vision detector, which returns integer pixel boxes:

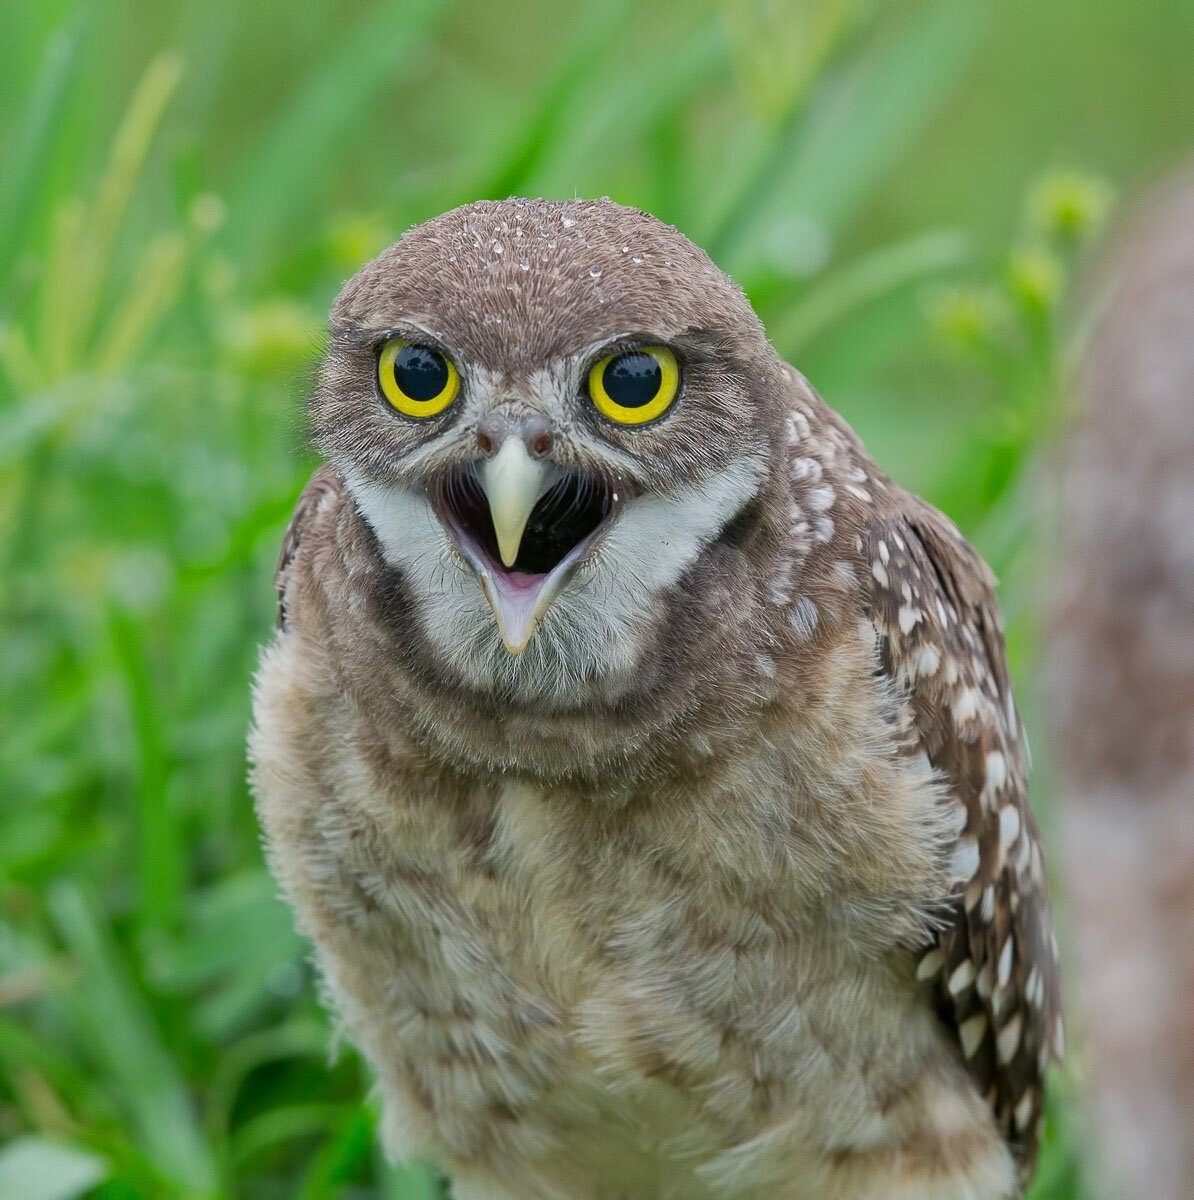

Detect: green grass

[0,0,1185,1195]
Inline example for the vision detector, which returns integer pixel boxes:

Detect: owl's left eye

[588,346,679,425]
[377,338,459,418]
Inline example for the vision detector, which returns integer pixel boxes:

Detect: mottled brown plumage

[863,505,1062,1175]
[251,198,1059,1199]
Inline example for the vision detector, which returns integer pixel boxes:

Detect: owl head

[313,198,794,703]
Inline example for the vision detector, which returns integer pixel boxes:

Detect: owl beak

[481,437,560,568]
[477,568,562,655]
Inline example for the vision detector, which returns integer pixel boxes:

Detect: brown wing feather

[275,465,344,630]
[862,497,1062,1183]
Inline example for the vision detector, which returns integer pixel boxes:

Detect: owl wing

[274,465,344,631]
[861,496,1063,1182]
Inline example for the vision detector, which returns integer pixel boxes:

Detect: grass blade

[713,0,986,266]
[769,228,970,354]
[93,233,189,375]
[379,1155,448,1200]
[53,54,184,360]
[534,21,727,198]
[107,606,182,933]
[48,882,217,1195]
[223,0,450,271]
[0,1136,106,1200]
[473,0,636,199]
[0,9,88,291]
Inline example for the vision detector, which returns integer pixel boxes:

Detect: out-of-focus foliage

[0,0,1188,1195]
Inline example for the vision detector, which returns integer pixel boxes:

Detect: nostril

[530,431,552,458]
[477,430,495,456]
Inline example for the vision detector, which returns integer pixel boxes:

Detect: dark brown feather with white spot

[861,500,1063,1182]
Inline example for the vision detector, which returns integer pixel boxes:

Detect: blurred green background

[1,0,1190,1196]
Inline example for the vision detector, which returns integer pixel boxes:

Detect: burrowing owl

[250,198,1061,1200]
[1049,176,1194,1200]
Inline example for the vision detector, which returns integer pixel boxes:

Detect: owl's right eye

[377,338,459,418]
[587,346,679,425]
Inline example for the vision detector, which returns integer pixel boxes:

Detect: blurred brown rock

[1048,173,1194,1200]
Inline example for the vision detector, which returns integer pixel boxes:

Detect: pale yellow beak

[481,437,560,567]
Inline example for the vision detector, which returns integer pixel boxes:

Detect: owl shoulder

[274,464,347,631]
[856,490,1062,1182]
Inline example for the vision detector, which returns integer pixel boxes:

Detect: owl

[1049,175,1194,1200]
[250,198,1061,1200]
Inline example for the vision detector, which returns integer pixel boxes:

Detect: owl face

[313,199,786,701]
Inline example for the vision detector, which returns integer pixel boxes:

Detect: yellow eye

[588,346,679,425]
[377,338,459,418]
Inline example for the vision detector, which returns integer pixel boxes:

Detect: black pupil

[393,344,448,401]
[604,352,661,408]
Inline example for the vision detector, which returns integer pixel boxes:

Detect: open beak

[482,438,560,568]
[434,438,618,654]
